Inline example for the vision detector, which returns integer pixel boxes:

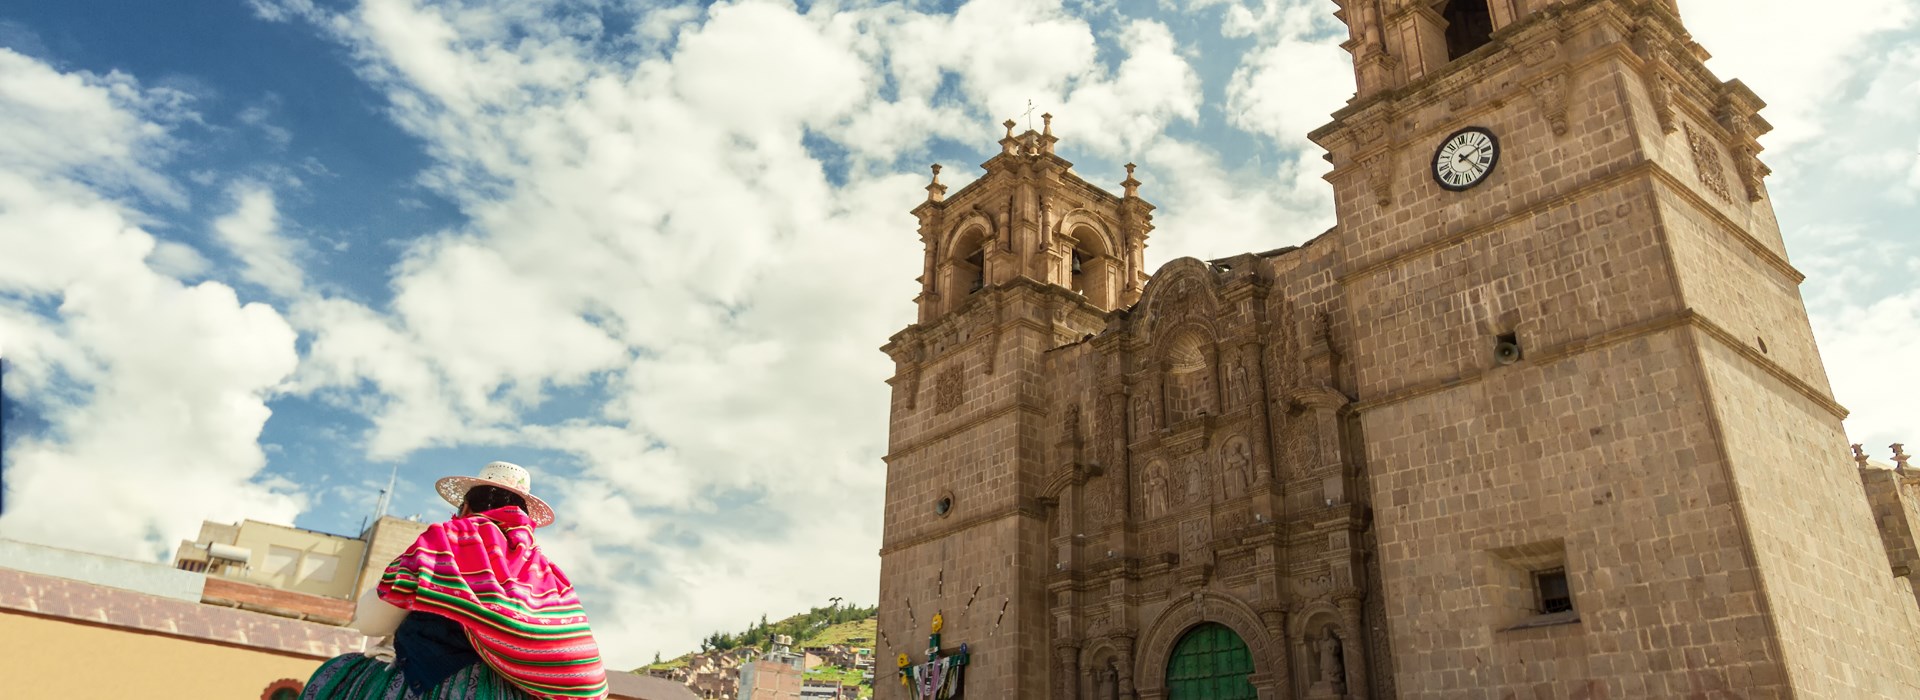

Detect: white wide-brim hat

[435,461,555,527]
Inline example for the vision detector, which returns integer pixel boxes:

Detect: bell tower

[908,115,1153,326]
[879,118,1154,698]
[1310,0,1920,696]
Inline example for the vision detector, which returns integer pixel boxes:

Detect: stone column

[1335,593,1370,699]
[1258,607,1290,697]
[1056,642,1082,700]
[1153,361,1170,431]
[1384,3,1450,84]
[1242,340,1274,487]
[1206,342,1224,415]
[1113,631,1137,699]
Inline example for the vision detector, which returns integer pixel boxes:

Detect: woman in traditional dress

[303,462,609,699]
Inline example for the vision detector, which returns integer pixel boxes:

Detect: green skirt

[300,653,535,700]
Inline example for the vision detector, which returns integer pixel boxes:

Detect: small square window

[1536,569,1572,614]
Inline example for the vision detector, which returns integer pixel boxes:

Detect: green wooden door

[1164,622,1256,700]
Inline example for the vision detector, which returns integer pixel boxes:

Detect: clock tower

[1310,0,1920,696]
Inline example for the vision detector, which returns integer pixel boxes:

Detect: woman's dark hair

[465,484,528,514]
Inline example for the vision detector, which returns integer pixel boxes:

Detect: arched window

[948,226,988,300]
[1442,0,1494,60]
[259,679,303,700]
[1067,224,1113,306]
[1165,623,1255,699]
[1164,334,1215,424]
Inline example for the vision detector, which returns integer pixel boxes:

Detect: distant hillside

[638,601,877,671]
[800,617,876,649]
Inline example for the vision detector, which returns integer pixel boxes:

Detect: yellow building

[3,537,695,699]
[170,514,428,624]
[0,539,365,698]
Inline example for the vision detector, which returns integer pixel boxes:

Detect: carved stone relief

[1178,517,1213,564]
[1292,573,1335,602]
[1360,153,1392,206]
[1086,475,1114,526]
[934,367,964,414]
[1132,394,1156,435]
[1179,453,1208,506]
[1527,73,1570,137]
[1685,123,1733,202]
[1097,396,1123,475]
[1648,72,1677,134]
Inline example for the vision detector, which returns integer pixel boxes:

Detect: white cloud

[1815,289,1920,463]
[238,100,293,148]
[0,50,187,206]
[1056,20,1204,157]
[670,2,869,137]
[1681,0,1916,149]
[1138,141,1335,264]
[145,240,212,280]
[213,182,306,298]
[1225,33,1353,150]
[0,49,303,560]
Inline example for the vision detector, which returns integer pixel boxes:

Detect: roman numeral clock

[1433,126,1499,191]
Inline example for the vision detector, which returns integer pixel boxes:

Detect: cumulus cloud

[1680,0,1916,149]
[1225,33,1353,150]
[0,49,303,560]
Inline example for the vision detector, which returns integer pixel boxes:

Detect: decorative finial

[1004,119,1016,139]
[1853,444,1870,468]
[1122,162,1140,198]
[926,163,947,203]
[1042,112,1053,136]
[1895,443,1911,472]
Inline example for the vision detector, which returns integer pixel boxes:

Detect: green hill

[636,602,877,672]
[800,617,877,648]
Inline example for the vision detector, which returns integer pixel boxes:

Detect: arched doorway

[1164,622,1255,699]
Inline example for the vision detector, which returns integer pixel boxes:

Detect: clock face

[1432,126,1499,191]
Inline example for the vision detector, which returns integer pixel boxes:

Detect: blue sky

[1,0,1915,667]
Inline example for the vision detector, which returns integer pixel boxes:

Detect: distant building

[607,671,700,700]
[0,539,366,698]
[739,658,804,700]
[169,514,428,625]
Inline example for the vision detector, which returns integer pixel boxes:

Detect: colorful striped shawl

[379,507,608,699]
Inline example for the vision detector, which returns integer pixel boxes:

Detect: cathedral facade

[877,1,1920,698]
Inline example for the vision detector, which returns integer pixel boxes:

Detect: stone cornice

[877,497,1050,555]
[1349,307,1847,420]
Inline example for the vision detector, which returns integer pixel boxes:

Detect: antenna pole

[374,462,401,521]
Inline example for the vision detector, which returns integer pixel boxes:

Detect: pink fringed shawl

[379,507,608,699]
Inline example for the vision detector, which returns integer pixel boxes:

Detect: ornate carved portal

[1040,259,1377,699]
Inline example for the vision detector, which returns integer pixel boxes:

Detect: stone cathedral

[876,1,1920,698]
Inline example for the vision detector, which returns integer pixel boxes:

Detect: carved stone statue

[1222,439,1251,496]
[1316,627,1346,694]
[1145,462,1170,518]
[1096,660,1119,700]
[1229,360,1251,408]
